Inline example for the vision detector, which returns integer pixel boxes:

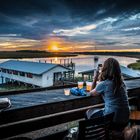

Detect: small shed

[78,65,140,81]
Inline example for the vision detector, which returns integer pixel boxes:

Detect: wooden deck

[1,78,139,111]
[3,89,82,110]
[0,78,140,139]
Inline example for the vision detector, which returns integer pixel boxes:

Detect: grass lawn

[0,84,33,92]
[128,62,140,70]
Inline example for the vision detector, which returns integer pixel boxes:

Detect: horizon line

[0,49,140,53]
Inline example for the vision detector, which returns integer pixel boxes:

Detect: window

[13,70,18,75]
[7,69,12,74]
[19,72,25,77]
[2,68,6,73]
[27,73,33,78]
[7,69,9,73]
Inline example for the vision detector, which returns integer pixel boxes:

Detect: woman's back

[96,79,130,124]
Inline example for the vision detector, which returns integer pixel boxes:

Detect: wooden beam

[0,104,103,139]
[0,96,103,125]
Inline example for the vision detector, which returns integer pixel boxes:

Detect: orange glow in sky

[51,45,59,51]
[43,37,66,52]
[44,37,140,52]
[1,36,140,52]
[48,45,59,52]
[42,38,140,52]
[47,43,60,52]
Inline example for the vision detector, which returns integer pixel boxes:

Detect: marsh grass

[0,83,33,92]
[0,51,77,59]
[128,62,140,70]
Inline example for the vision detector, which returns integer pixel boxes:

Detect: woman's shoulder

[97,80,107,87]
[99,79,112,84]
[99,79,113,88]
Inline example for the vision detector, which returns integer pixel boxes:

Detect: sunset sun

[51,45,59,52]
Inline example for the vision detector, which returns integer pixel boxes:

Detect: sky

[0,0,140,52]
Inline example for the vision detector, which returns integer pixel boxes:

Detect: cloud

[129,13,140,20]
[103,17,118,23]
[53,24,97,36]
[96,9,107,15]
[122,27,140,31]
[0,34,21,37]
[0,36,41,51]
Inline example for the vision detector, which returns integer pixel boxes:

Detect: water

[0,55,139,76]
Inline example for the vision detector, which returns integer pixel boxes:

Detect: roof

[0,60,71,75]
[120,65,140,78]
[78,65,140,78]
[78,69,96,75]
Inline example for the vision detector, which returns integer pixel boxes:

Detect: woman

[86,58,130,127]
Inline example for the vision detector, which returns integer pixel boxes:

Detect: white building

[0,60,74,87]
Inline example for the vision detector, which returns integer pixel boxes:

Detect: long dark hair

[99,58,124,94]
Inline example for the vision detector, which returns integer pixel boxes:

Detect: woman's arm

[90,70,100,96]
[90,64,105,96]
[91,69,100,90]
[89,88,100,96]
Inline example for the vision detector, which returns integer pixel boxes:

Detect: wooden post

[64,59,65,66]
[1,76,3,84]
[81,74,83,80]
[71,58,72,63]
[60,59,61,64]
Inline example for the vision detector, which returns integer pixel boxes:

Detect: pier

[49,58,75,71]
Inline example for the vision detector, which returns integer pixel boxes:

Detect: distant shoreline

[0,51,140,59]
[0,51,77,59]
[76,52,140,59]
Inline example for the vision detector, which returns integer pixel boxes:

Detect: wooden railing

[0,78,140,139]
[0,96,139,139]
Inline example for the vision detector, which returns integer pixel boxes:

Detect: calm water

[0,55,139,75]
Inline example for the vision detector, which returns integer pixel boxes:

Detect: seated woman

[86,58,130,129]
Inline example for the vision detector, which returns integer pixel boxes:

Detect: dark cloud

[0,0,140,20]
[0,0,50,16]
[96,41,120,46]
[0,0,140,50]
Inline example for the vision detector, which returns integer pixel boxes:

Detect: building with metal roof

[0,60,74,87]
[78,65,140,81]
[120,65,140,78]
